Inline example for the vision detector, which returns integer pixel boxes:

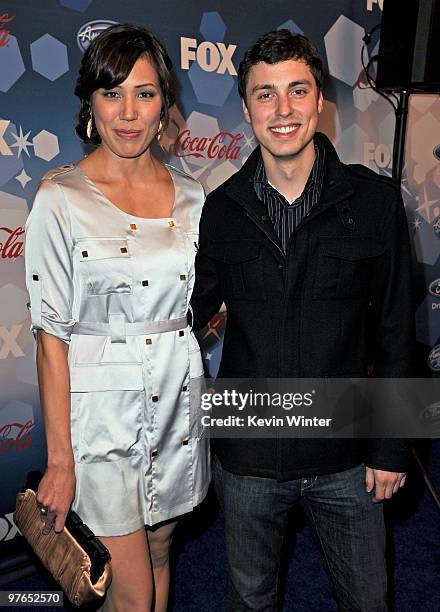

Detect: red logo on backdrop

[0,226,24,258]
[202,311,227,341]
[173,130,243,160]
[0,13,14,47]
[0,420,34,455]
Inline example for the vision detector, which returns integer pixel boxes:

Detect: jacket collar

[225,132,355,220]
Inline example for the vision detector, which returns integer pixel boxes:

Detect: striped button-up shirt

[254,137,325,252]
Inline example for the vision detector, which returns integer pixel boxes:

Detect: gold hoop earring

[157,120,163,140]
[86,115,93,139]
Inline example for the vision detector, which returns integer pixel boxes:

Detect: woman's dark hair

[238,29,325,101]
[75,24,176,145]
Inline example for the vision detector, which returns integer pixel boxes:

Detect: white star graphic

[15,169,31,188]
[400,172,414,198]
[243,133,255,150]
[416,186,438,223]
[379,168,392,179]
[412,218,422,230]
[11,126,32,158]
[205,352,212,361]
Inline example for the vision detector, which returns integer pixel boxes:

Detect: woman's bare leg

[99,528,153,612]
[147,520,178,612]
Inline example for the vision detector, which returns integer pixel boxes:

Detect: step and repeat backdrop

[1,0,439,561]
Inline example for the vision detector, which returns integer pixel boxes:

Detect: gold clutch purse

[14,487,112,606]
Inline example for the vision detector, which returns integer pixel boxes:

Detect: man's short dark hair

[75,23,175,145]
[237,29,324,100]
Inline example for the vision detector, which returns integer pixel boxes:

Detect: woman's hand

[35,331,75,533]
[36,464,76,533]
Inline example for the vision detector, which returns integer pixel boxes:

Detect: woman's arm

[35,331,75,532]
[25,176,77,533]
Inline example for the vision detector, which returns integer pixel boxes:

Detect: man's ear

[317,91,323,114]
[242,99,251,124]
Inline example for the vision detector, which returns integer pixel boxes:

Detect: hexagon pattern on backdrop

[318,99,342,147]
[30,34,69,81]
[414,219,440,266]
[0,285,29,327]
[59,0,94,11]
[325,15,365,87]
[353,85,379,113]
[410,94,437,116]
[277,20,304,34]
[0,37,25,93]
[377,110,395,147]
[409,112,440,181]
[0,122,24,188]
[14,342,38,388]
[339,124,370,166]
[188,61,235,107]
[0,191,28,213]
[0,400,35,432]
[206,160,237,191]
[33,130,60,162]
[200,11,226,41]
[188,12,235,107]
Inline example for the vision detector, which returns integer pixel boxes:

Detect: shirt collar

[254,135,325,202]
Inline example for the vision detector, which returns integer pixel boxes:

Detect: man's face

[243,58,323,163]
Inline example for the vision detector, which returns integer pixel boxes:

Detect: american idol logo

[429,279,440,298]
[77,20,118,52]
[428,345,440,371]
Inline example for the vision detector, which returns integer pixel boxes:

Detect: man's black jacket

[191,133,415,480]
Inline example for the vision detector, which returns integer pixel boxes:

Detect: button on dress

[25,164,210,536]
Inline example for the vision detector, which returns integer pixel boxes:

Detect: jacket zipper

[246,211,287,478]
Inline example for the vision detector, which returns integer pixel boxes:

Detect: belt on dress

[71,315,188,343]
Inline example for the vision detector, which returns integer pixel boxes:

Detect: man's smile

[269,124,301,135]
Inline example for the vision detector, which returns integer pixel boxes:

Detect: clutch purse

[13,472,112,607]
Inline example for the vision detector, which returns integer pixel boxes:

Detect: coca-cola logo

[0,226,24,258]
[0,420,33,455]
[173,130,243,160]
[0,13,14,47]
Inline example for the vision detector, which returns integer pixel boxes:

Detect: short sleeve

[25,178,75,342]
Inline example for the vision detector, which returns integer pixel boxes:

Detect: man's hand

[365,467,406,502]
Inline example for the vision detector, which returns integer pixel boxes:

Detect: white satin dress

[25,164,210,536]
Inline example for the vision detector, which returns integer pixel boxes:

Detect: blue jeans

[213,458,388,612]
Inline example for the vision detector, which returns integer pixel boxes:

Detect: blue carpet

[2,442,439,611]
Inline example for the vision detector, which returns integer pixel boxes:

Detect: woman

[25,24,210,612]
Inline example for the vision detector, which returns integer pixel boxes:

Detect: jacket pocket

[70,333,142,365]
[207,240,266,301]
[71,387,144,463]
[313,236,384,300]
[76,238,132,296]
[70,363,144,392]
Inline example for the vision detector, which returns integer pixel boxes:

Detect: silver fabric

[25,164,210,536]
[71,316,188,337]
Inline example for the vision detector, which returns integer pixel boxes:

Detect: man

[191,30,414,611]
